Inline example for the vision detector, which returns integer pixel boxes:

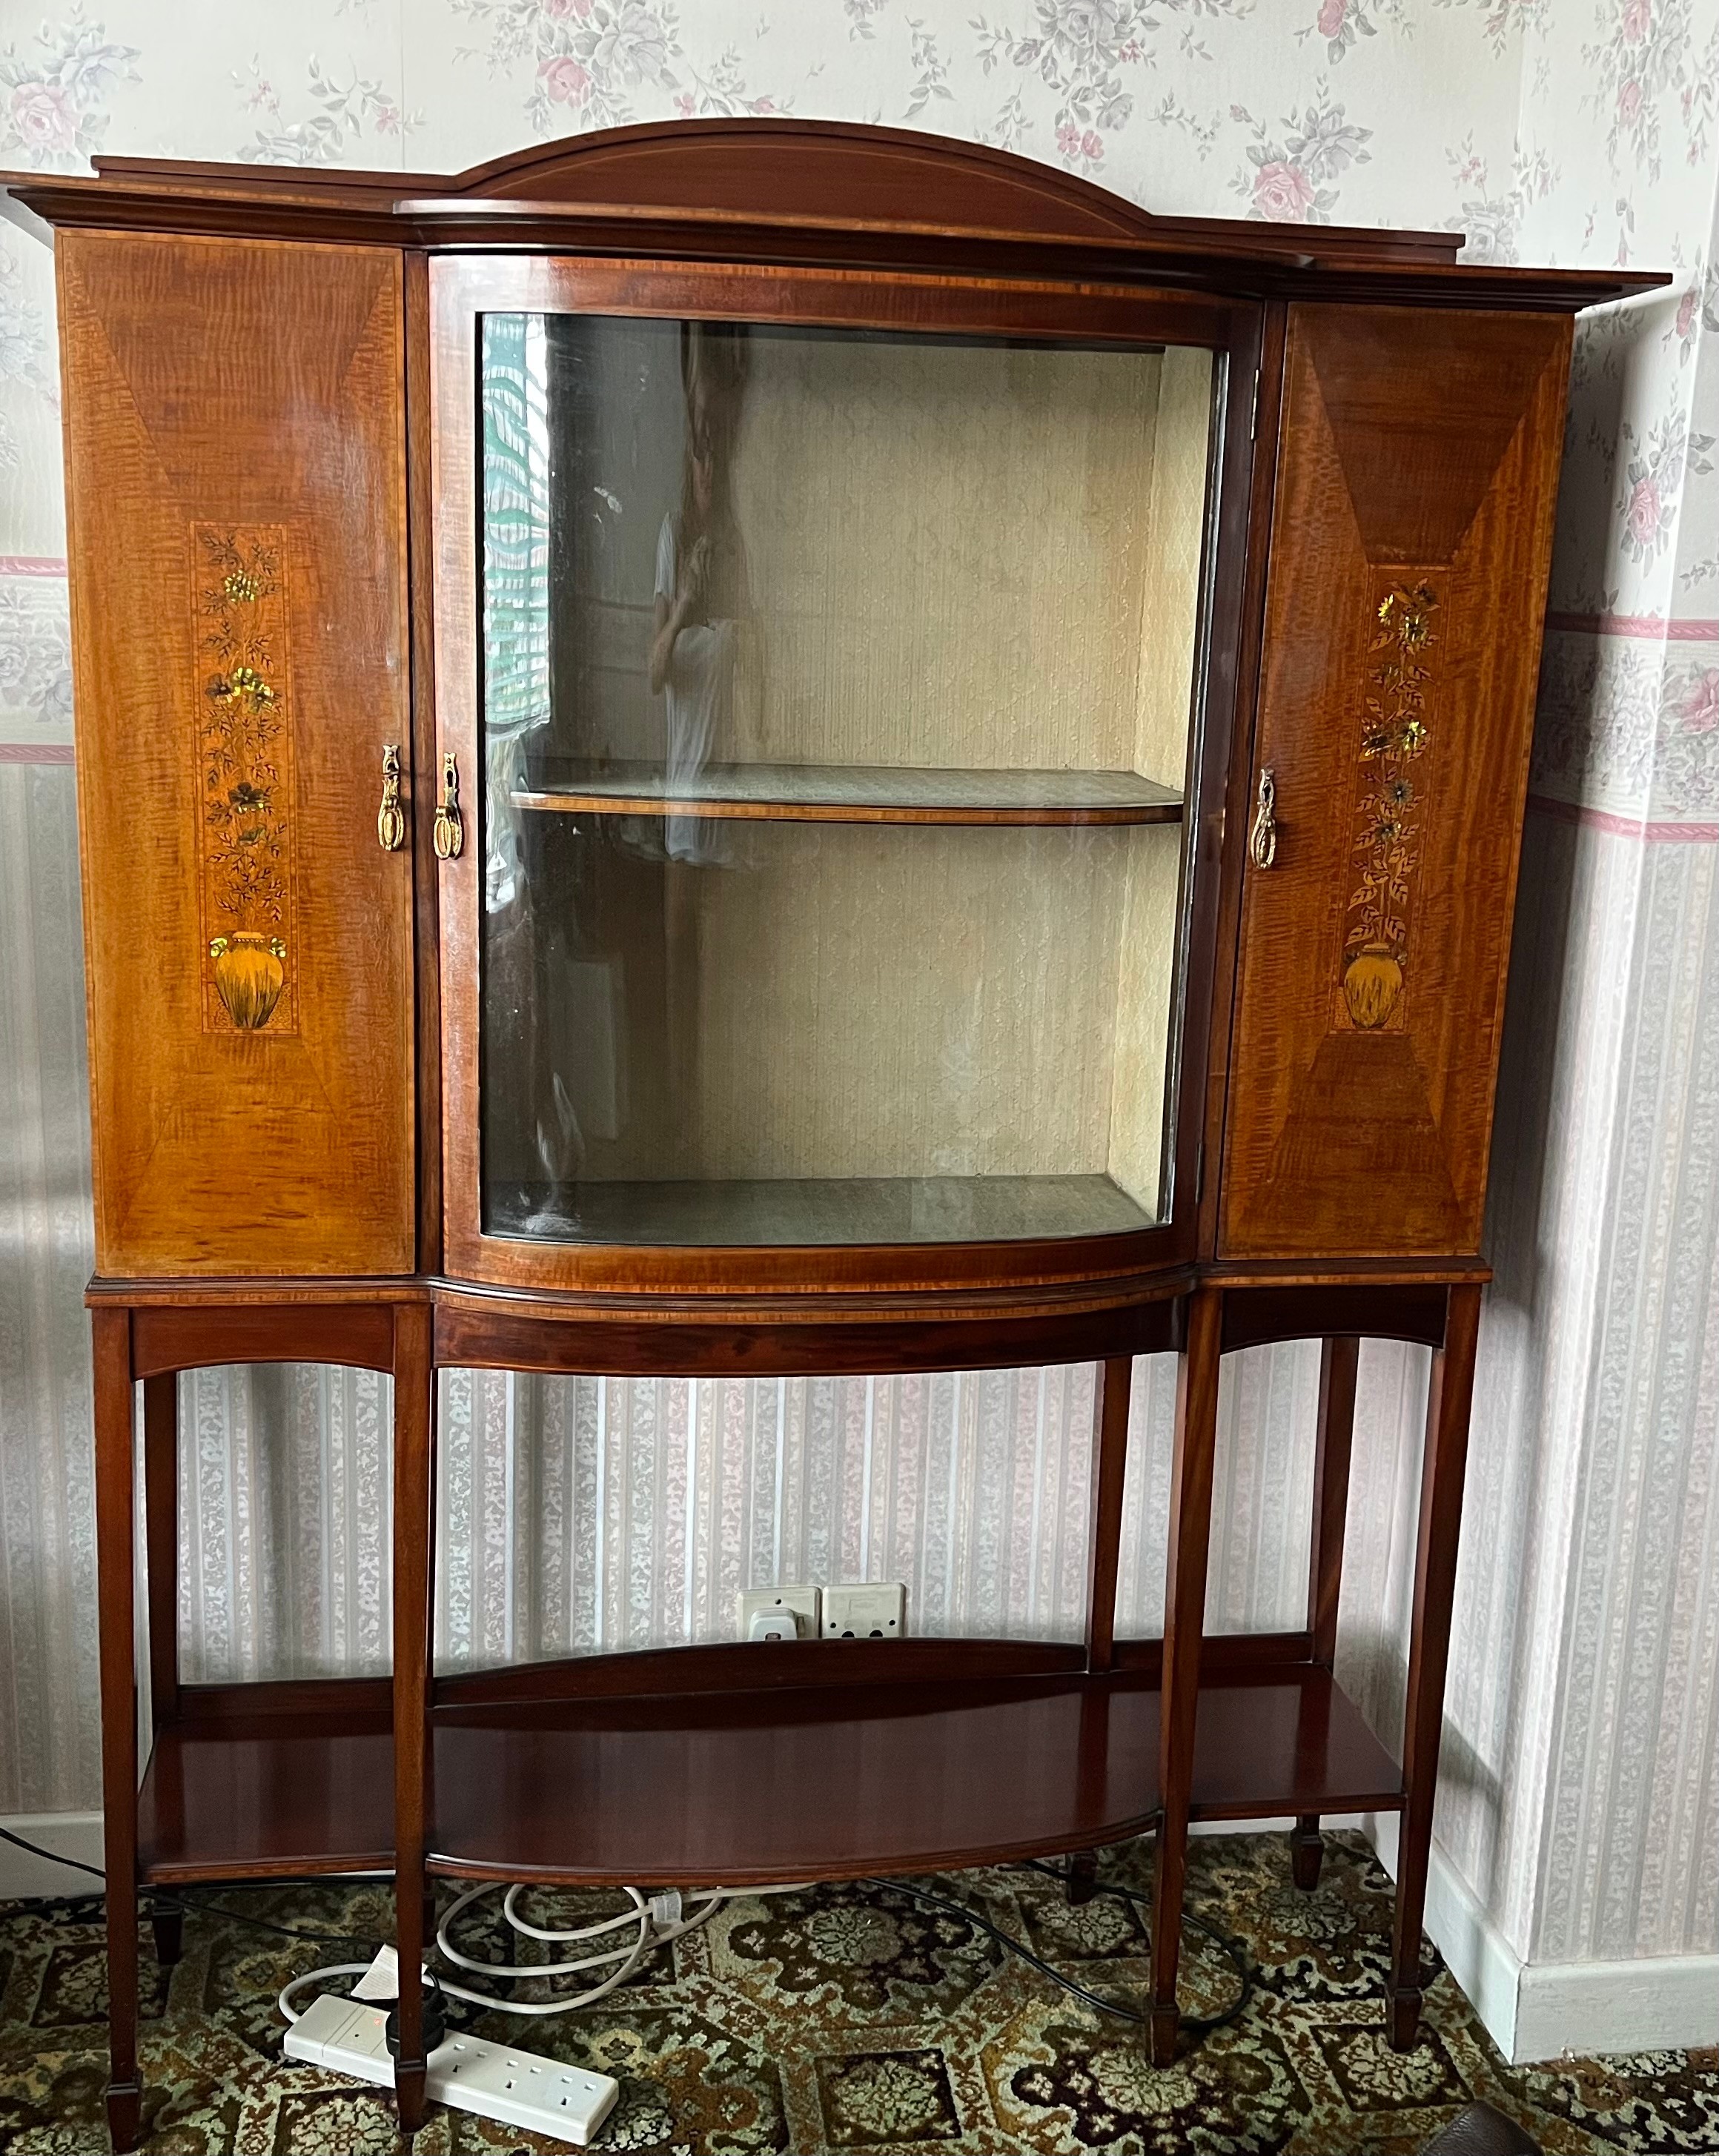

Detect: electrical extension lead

[282,1969,621,2147]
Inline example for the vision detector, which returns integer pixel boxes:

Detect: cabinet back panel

[60,232,414,1276]
[1219,304,1570,1261]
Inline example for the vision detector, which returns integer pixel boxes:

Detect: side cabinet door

[60,233,414,1276]
[1219,304,1570,1260]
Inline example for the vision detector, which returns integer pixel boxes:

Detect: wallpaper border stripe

[1526,795,1719,846]
[1544,614,1719,640]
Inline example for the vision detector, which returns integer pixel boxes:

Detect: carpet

[0,1832,1712,2153]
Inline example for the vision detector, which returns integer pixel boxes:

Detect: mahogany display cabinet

[4,122,1660,2149]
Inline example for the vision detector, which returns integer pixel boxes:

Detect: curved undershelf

[137,1661,1403,1889]
[511,760,1184,827]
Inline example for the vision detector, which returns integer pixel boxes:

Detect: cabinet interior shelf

[511,760,1185,827]
[487,1173,1158,1247]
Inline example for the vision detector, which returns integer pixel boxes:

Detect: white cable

[279,1962,373,2026]
[437,1880,662,1982]
[276,1881,812,2030]
[501,1881,656,1944]
[429,1878,809,2020]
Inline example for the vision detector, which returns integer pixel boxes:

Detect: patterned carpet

[0,1832,1713,2154]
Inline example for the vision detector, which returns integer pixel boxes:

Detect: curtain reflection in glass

[648,323,755,863]
[480,314,577,1229]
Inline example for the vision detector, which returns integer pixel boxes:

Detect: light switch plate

[737,1584,820,1641]
[822,1582,906,1639]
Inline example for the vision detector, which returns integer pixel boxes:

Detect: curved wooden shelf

[511,760,1185,827]
[134,1656,1403,1891]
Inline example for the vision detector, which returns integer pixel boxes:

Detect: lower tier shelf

[139,1707,394,1884]
[136,1667,1402,1888]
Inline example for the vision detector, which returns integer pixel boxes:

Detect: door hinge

[1249,368,1260,441]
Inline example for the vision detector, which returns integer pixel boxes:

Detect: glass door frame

[428,251,1263,1298]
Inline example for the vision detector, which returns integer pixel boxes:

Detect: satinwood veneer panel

[59,232,414,1276]
[1219,304,1570,1260]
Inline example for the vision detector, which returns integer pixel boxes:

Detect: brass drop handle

[1248,767,1277,869]
[377,743,405,852]
[433,752,464,860]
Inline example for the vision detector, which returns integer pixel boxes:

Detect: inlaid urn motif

[208,931,288,1031]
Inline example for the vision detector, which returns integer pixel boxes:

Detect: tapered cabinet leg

[1064,1851,1099,1907]
[149,1904,183,1970]
[391,1304,436,2137]
[1308,1337,1359,1668]
[1150,1287,1223,2066]
[93,1309,141,2154]
[1084,1356,1133,1674]
[1292,1337,1359,1900]
[1387,1285,1482,2050]
[141,1373,179,1734]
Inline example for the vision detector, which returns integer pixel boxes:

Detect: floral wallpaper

[0,0,1715,2053]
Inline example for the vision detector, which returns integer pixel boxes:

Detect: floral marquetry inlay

[1334,580,1440,1033]
[194,526,295,1032]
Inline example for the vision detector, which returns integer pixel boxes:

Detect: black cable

[1020,1856,1254,2035]
[0,1827,389,1952]
[0,1824,105,1880]
[875,1874,1147,2023]
[160,1889,389,1953]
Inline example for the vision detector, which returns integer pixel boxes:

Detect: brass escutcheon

[433,751,463,860]
[377,743,406,852]
[1248,767,1278,869]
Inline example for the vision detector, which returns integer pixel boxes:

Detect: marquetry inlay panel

[194,525,298,1035]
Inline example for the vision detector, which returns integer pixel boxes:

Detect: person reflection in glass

[649,322,753,866]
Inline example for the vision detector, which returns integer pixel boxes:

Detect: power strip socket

[284,1992,619,2146]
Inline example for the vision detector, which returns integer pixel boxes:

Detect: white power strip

[284,1992,620,2146]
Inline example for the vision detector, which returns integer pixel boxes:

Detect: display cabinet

[4,122,1660,2149]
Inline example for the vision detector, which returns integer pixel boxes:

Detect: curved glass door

[478,311,1217,1246]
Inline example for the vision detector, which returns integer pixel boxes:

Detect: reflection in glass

[478,314,1216,1246]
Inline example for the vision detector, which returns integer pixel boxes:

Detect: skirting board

[1365,1811,1719,2064]
[0,1811,103,1898]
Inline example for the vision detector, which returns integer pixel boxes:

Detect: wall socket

[822,1582,907,1639]
[736,1585,820,1642]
